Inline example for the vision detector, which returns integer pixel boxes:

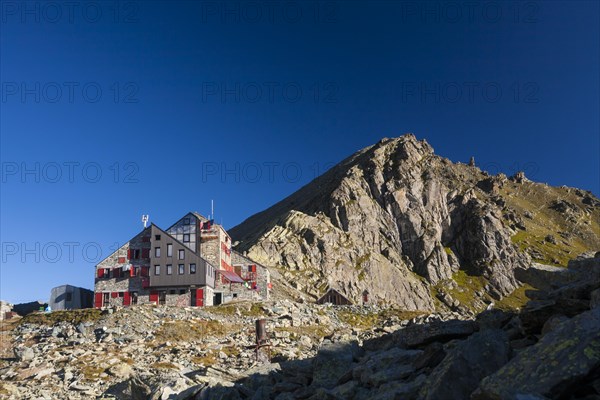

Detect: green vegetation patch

[495,283,535,311]
[154,319,240,343]
[19,309,102,326]
[206,301,266,318]
[274,325,332,341]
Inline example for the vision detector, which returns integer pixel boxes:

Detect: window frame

[190,263,196,274]
[167,243,173,257]
[166,264,172,275]
[178,264,185,275]
[154,265,160,275]
[155,247,161,257]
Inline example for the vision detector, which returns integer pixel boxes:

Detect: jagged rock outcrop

[231,134,597,310]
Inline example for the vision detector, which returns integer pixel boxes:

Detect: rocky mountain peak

[230,135,600,312]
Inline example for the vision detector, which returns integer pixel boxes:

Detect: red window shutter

[141,266,149,277]
[111,292,118,298]
[118,257,126,264]
[149,291,158,303]
[114,268,121,278]
[127,249,131,260]
[196,289,204,307]
[251,265,257,273]
[97,269,104,278]
[142,277,149,288]
[123,292,131,306]
[130,267,136,277]
[142,249,150,258]
[94,293,103,308]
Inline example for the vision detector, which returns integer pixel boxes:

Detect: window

[169,289,176,295]
[155,234,161,240]
[183,234,190,242]
[190,263,196,274]
[178,249,185,260]
[133,249,140,259]
[178,264,184,274]
[155,247,161,257]
[154,265,160,275]
[166,264,172,275]
[248,265,253,272]
[131,292,138,305]
[184,217,190,224]
[167,244,173,257]
[179,289,186,295]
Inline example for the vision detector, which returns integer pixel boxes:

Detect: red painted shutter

[149,291,159,304]
[130,267,135,277]
[141,266,149,277]
[123,292,131,306]
[94,293,103,308]
[111,292,118,298]
[251,265,257,273]
[118,257,126,264]
[142,249,150,258]
[127,249,131,260]
[97,269,104,278]
[196,289,204,307]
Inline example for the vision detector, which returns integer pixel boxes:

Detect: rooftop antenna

[211,200,214,221]
[141,214,149,228]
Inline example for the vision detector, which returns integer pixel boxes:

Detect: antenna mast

[211,200,214,221]
[141,214,149,228]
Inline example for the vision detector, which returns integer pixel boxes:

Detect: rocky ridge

[230,134,600,311]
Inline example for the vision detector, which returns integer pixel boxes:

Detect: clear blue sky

[1,1,598,303]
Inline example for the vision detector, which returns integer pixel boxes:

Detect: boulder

[473,308,600,399]
[363,319,478,351]
[420,329,510,400]
[14,346,34,361]
[311,341,359,389]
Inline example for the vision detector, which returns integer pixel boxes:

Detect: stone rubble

[0,254,599,399]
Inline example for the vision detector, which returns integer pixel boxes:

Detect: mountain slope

[230,135,600,311]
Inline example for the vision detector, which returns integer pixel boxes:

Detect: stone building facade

[94,212,269,308]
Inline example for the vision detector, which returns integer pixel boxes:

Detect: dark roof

[317,288,352,304]
[217,270,245,283]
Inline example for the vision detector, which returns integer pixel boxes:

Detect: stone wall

[232,251,271,300]
[204,286,214,306]
[95,228,151,306]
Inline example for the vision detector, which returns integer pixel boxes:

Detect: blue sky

[1,1,598,303]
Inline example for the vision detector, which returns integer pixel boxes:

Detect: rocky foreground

[1,254,600,399]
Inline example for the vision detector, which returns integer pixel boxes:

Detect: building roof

[217,270,245,283]
[316,288,353,305]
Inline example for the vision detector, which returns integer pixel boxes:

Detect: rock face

[474,309,600,400]
[231,135,600,309]
[230,134,540,309]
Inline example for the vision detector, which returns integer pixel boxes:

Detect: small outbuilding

[316,288,353,305]
[49,285,94,310]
